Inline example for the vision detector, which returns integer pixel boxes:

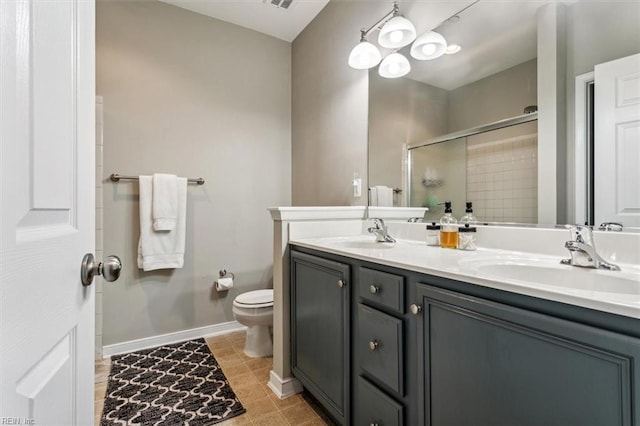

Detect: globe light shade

[410,31,447,60]
[378,15,417,49]
[378,52,411,79]
[348,40,382,69]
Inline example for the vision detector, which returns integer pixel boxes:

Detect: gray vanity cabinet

[416,283,640,426]
[290,251,351,425]
[290,246,640,426]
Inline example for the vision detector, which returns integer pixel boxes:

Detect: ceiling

[159,0,330,42]
[159,0,554,90]
[397,1,549,90]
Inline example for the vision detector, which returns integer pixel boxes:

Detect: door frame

[574,71,594,225]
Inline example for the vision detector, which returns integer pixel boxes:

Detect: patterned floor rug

[101,338,245,425]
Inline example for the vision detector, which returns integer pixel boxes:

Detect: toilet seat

[233,289,273,309]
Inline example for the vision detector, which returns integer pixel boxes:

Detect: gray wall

[97,0,291,346]
[448,59,537,132]
[291,1,390,206]
[368,74,449,204]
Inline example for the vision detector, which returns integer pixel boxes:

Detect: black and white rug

[101,338,245,425]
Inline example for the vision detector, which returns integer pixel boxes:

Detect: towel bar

[110,173,205,185]
[368,187,402,194]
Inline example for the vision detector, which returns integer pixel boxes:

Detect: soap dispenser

[439,201,458,249]
[426,222,440,246]
[457,223,477,251]
[460,201,478,225]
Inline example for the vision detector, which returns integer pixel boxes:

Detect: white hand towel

[375,186,394,207]
[152,173,178,231]
[369,187,379,206]
[137,175,188,271]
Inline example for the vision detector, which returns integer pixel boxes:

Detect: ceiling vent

[266,0,293,9]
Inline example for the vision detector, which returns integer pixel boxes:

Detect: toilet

[232,289,274,358]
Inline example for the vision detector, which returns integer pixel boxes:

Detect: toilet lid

[235,289,273,306]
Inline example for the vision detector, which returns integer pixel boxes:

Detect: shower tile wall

[466,133,538,224]
[95,96,104,359]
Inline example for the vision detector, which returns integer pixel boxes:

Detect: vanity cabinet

[290,246,640,426]
[290,251,350,424]
[417,283,640,426]
[415,282,640,426]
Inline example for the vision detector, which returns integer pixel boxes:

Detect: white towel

[369,187,379,206]
[152,173,178,231]
[137,175,188,271]
[375,186,394,207]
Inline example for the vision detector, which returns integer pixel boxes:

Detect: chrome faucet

[599,222,623,232]
[368,218,396,243]
[561,225,621,271]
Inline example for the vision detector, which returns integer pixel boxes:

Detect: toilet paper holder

[219,269,235,279]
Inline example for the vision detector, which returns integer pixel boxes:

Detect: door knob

[81,253,122,286]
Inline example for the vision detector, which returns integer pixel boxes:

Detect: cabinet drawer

[357,376,403,426]
[358,304,404,395]
[359,267,404,313]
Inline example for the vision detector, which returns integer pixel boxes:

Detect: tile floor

[94,331,333,425]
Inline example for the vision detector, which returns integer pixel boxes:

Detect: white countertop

[290,235,640,320]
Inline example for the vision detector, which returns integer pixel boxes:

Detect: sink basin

[459,257,640,295]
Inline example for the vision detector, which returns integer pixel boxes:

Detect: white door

[1,0,96,424]
[594,53,640,228]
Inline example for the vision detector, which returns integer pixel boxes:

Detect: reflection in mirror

[410,118,538,224]
[370,57,537,218]
[410,137,466,221]
[367,0,640,226]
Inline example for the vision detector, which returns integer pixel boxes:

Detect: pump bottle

[439,201,458,249]
[460,201,478,225]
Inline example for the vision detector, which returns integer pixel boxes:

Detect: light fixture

[347,1,415,77]
[379,52,411,78]
[410,30,447,60]
[347,0,478,77]
[378,8,416,49]
[348,31,382,69]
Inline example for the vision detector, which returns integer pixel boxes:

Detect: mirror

[409,117,538,223]
[368,0,640,225]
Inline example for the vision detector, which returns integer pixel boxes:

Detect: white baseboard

[267,370,303,399]
[102,321,246,358]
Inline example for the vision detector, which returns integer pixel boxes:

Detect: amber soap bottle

[440,201,458,249]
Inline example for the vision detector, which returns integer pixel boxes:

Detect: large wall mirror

[368,0,640,226]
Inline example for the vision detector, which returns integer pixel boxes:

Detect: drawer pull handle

[370,424,380,426]
[410,304,422,315]
[369,285,380,294]
[368,340,379,351]
[338,279,345,288]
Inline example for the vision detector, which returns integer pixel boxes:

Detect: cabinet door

[416,283,640,426]
[291,251,350,424]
